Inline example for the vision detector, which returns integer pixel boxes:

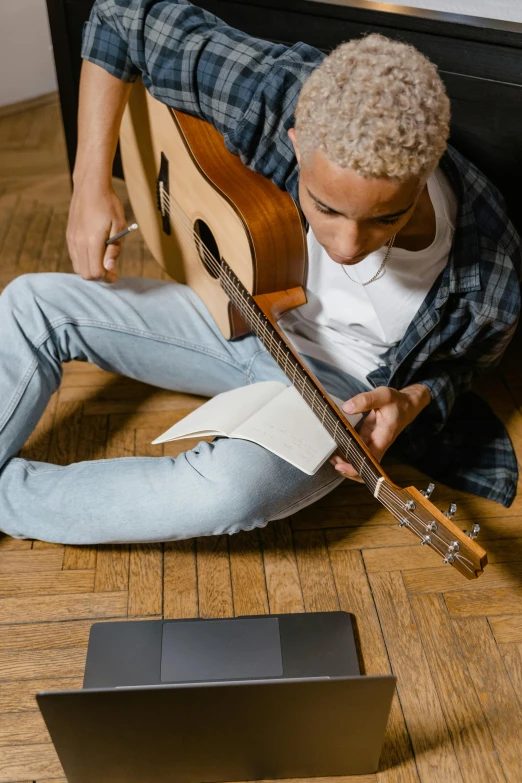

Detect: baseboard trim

[0,91,59,119]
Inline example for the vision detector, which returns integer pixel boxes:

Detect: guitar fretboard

[219,262,382,493]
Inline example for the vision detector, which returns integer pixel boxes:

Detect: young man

[0,0,519,545]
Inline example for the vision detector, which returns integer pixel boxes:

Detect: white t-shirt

[279,166,459,384]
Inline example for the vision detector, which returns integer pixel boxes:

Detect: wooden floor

[1,97,522,783]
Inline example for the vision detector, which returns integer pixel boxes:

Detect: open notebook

[152,381,362,475]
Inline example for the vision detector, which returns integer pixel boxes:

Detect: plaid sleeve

[416,309,519,433]
[82,7,139,83]
[81,0,324,188]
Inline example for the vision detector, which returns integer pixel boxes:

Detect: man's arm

[81,0,323,186]
[67,61,132,281]
[331,383,431,480]
[332,305,519,479]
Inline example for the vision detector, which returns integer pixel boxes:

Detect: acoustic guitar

[119,80,487,580]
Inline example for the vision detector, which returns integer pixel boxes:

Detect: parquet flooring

[1,96,522,783]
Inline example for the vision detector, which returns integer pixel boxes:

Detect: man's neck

[394,182,436,252]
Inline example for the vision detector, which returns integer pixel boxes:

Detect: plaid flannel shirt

[82,0,522,506]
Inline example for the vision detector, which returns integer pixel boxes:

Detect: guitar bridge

[156,152,171,236]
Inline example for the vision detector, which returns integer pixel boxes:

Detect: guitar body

[120,79,308,338]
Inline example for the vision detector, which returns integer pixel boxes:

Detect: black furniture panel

[46,0,522,230]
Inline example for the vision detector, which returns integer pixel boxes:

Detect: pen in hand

[105,223,139,246]
[103,223,139,275]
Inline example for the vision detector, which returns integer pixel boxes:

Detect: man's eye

[314,202,337,216]
[377,217,400,226]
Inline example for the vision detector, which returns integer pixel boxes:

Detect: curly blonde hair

[294,34,450,181]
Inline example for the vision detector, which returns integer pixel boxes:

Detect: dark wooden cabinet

[46,0,522,230]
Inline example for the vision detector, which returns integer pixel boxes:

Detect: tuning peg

[442,540,459,564]
[443,502,457,519]
[420,482,435,499]
[464,523,480,540]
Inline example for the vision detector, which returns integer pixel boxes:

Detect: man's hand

[66,61,133,283]
[330,383,431,480]
[67,183,127,283]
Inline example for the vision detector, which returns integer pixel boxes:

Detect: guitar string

[159,192,475,570]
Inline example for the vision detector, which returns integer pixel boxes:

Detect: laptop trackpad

[161,618,283,682]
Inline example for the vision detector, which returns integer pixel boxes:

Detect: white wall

[0,0,520,109]
[0,0,57,108]
[377,0,522,23]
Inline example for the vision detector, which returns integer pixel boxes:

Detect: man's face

[288,130,424,265]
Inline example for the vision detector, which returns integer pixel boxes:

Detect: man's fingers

[103,240,122,273]
[329,456,364,483]
[343,386,394,414]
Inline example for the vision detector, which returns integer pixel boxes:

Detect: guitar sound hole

[194,219,221,279]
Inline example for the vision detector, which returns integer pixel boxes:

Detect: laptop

[37,611,395,782]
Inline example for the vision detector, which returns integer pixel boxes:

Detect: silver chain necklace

[341,233,397,286]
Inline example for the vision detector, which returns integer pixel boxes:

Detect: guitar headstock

[377,481,487,579]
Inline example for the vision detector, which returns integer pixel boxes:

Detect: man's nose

[334,223,368,258]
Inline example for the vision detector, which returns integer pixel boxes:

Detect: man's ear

[288,127,301,165]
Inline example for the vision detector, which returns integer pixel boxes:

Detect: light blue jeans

[0,273,370,544]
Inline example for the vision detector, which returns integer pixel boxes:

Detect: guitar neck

[219,261,387,494]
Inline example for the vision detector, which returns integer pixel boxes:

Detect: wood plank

[499,643,522,707]
[31,540,64,552]
[0,618,95,652]
[228,530,269,617]
[293,482,522,529]
[76,412,108,462]
[452,617,522,781]
[197,536,233,619]
[403,561,522,595]
[0,591,128,624]
[327,525,413,551]
[63,545,97,571]
[0,536,32,552]
[17,203,51,275]
[260,521,305,614]
[84,393,203,416]
[38,209,67,273]
[410,593,504,782]
[128,544,163,616]
[363,538,522,573]
[369,571,462,782]
[0,91,58,120]
[0,711,49,746]
[0,678,83,712]
[60,369,122,391]
[293,529,339,612]
[163,540,198,619]
[0,616,159,653]
[445,588,522,617]
[105,415,135,459]
[0,550,64,574]
[0,647,87,681]
[94,545,130,592]
[0,193,20,256]
[489,615,522,644]
[0,569,94,598]
[47,401,82,466]
[0,743,63,781]
[0,196,37,270]
[328,550,419,782]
